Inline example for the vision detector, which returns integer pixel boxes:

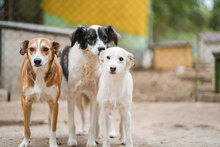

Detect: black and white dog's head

[70,25,120,55]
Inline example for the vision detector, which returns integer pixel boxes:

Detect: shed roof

[149,41,192,49]
[198,32,220,43]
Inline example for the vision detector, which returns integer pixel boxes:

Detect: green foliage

[153,0,211,42]
[210,0,220,30]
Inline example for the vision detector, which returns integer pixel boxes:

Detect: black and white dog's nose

[110,67,116,73]
[34,58,42,66]
[98,47,105,53]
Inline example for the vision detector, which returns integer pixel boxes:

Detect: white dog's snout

[110,66,116,73]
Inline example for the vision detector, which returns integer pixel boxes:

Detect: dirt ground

[0,101,220,147]
[132,66,214,102]
[10,67,214,102]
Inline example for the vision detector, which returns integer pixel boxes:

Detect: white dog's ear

[99,51,105,63]
[127,53,135,68]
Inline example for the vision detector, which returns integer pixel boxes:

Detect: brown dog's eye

[107,56,110,60]
[29,47,34,52]
[119,57,124,61]
[43,47,49,52]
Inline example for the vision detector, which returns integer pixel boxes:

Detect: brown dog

[18,38,62,147]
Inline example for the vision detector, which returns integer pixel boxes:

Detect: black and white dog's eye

[43,47,49,52]
[119,57,124,61]
[103,36,107,41]
[29,47,34,52]
[107,56,110,60]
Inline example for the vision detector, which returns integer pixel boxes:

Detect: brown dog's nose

[110,67,116,73]
[34,58,42,66]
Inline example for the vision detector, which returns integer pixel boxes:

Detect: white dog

[60,25,120,146]
[97,47,135,147]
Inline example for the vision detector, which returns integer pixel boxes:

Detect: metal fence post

[0,28,1,88]
[0,28,4,88]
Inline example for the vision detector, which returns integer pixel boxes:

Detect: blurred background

[1,1,220,147]
[0,0,220,103]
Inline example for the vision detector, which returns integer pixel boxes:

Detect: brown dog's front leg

[52,102,59,132]
[18,99,32,147]
[48,101,59,147]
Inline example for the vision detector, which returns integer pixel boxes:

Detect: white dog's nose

[110,67,116,73]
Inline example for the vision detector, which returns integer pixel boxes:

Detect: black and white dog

[60,25,120,147]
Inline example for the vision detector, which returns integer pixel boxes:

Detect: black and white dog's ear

[70,26,88,49]
[20,40,29,55]
[52,41,61,57]
[105,26,120,46]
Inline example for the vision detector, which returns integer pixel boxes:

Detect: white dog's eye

[107,56,110,60]
[119,57,124,61]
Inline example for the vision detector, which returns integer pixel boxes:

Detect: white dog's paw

[125,143,133,147]
[109,131,117,138]
[102,142,110,147]
[76,130,86,136]
[18,139,30,147]
[86,140,97,147]
[67,137,77,146]
[120,137,126,145]
[49,144,58,147]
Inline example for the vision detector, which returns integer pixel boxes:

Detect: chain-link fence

[0,0,219,102]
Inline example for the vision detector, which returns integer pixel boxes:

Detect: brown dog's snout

[34,58,42,66]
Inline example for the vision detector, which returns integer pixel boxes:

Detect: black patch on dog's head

[98,27,108,44]
[87,29,97,46]
[70,26,88,49]
[104,26,119,46]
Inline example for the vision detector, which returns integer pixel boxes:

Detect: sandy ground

[10,67,214,102]
[0,101,220,147]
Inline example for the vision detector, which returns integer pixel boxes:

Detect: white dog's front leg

[87,101,98,147]
[121,108,133,147]
[108,114,117,138]
[67,97,77,146]
[119,111,126,145]
[100,106,110,147]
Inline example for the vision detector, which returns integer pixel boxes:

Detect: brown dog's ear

[20,40,29,55]
[52,41,61,57]
[127,53,135,68]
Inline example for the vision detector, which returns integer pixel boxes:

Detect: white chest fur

[97,72,133,108]
[23,68,57,103]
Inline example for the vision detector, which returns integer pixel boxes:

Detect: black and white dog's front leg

[67,89,78,146]
[87,99,99,147]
